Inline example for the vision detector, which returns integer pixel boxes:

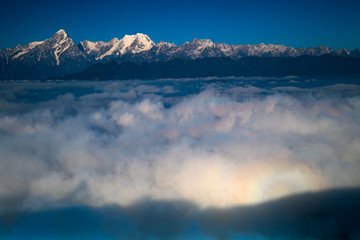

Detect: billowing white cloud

[0,80,360,212]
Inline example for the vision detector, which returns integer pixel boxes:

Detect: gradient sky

[0,0,359,50]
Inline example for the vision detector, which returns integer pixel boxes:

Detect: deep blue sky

[1,0,359,50]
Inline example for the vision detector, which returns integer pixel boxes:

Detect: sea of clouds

[0,78,360,238]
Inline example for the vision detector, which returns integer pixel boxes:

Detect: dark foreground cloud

[1,188,360,239]
[0,78,360,238]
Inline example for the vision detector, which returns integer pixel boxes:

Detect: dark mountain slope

[59,55,360,80]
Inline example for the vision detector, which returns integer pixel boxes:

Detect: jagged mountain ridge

[0,29,90,79]
[1,29,360,80]
[78,35,358,62]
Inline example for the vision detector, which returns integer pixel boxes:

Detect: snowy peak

[214,42,235,56]
[157,41,176,48]
[109,37,120,43]
[80,40,106,55]
[178,38,218,58]
[48,29,75,65]
[190,38,215,47]
[28,41,44,49]
[80,33,156,60]
[1,29,89,80]
[79,39,120,60]
[9,29,74,63]
[119,33,155,54]
[11,41,44,60]
[52,29,68,41]
[98,38,121,60]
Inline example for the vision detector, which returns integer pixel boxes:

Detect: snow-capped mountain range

[1,29,359,80]
[78,32,359,61]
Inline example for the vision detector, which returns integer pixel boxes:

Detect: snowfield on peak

[12,41,44,60]
[80,33,155,60]
[97,38,121,60]
[119,33,155,54]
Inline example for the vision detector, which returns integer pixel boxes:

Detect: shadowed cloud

[1,188,359,239]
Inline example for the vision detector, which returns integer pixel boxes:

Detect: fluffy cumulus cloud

[0,79,360,238]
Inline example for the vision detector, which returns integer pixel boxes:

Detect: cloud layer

[0,79,360,213]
